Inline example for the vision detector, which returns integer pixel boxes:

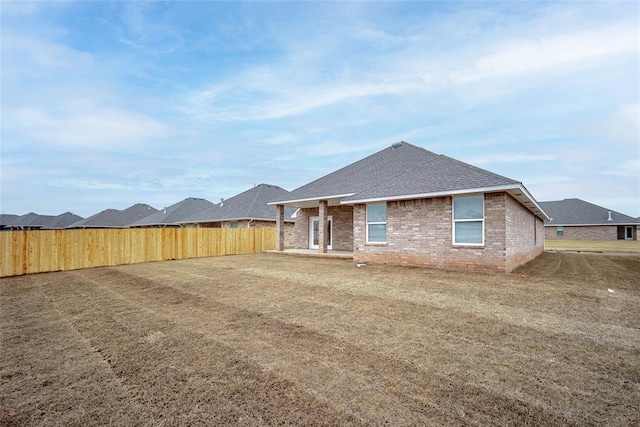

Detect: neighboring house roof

[45,212,84,228]
[8,212,50,228]
[128,198,215,226]
[539,199,640,226]
[181,184,296,224]
[271,141,548,220]
[2,212,84,229]
[0,214,20,227]
[68,204,158,228]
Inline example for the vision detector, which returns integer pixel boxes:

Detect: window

[366,203,387,243]
[556,226,564,237]
[453,195,484,245]
[230,221,238,229]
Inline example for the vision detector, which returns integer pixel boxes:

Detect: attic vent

[391,142,402,149]
[607,211,612,221]
[220,198,224,207]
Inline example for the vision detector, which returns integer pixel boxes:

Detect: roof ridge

[290,141,437,193]
[246,185,264,216]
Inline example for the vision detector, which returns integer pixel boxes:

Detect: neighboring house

[128,198,214,227]
[180,184,297,246]
[1,212,83,230]
[0,214,20,231]
[539,198,639,241]
[270,141,549,273]
[67,204,158,228]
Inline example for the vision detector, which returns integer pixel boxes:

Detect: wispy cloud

[1,1,638,217]
[180,18,639,124]
[454,23,638,83]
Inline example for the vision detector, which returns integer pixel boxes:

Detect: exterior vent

[607,211,613,221]
[391,142,402,149]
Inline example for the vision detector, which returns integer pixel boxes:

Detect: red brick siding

[544,225,633,240]
[293,206,354,250]
[505,194,545,271]
[294,209,313,249]
[353,193,542,273]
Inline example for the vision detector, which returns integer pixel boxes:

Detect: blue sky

[2,0,639,218]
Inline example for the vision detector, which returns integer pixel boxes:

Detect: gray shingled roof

[129,198,214,226]
[2,212,83,229]
[181,184,296,224]
[272,142,440,205]
[0,214,20,227]
[539,199,640,226]
[271,141,547,220]
[342,154,519,202]
[45,212,84,228]
[68,204,158,228]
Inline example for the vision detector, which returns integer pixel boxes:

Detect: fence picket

[0,227,276,277]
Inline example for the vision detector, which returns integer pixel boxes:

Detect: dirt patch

[1,252,639,426]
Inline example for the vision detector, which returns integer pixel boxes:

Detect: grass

[545,239,640,253]
[1,252,639,426]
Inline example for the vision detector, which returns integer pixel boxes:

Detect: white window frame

[452,195,484,246]
[366,203,387,244]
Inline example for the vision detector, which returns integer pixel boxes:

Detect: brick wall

[505,194,545,271]
[294,209,312,249]
[293,206,353,250]
[353,193,542,273]
[544,225,620,240]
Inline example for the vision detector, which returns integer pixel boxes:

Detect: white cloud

[453,23,639,83]
[181,18,639,124]
[7,106,171,149]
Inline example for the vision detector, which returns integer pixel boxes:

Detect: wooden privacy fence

[0,227,276,277]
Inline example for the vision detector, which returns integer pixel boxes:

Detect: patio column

[275,204,285,251]
[319,199,328,253]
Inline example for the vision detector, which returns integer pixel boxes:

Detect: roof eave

[341,184,550,221]
[267,193,356,208]
[179,216,295,224]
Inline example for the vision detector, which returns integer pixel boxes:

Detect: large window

[453,195,484,245]
[366,203,387,243]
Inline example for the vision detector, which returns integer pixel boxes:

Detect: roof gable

[68,204,158,228]
[129,198,214,226]
[274,142,439,204]
[46,212,84,228]
[539,199,639,225]
[181,184,296,223]
[271,141,547,220]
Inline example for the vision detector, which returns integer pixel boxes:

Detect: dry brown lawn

[1,252,639,426]
[545,239,640,253]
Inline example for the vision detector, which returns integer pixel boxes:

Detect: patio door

[626,226,634,240]
[309,216,332,250]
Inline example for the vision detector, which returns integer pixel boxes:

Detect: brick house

[181,184,296,246]
[539,198,639,241]
[270,142,549,272]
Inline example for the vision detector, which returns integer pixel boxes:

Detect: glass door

[309,216,332,249]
